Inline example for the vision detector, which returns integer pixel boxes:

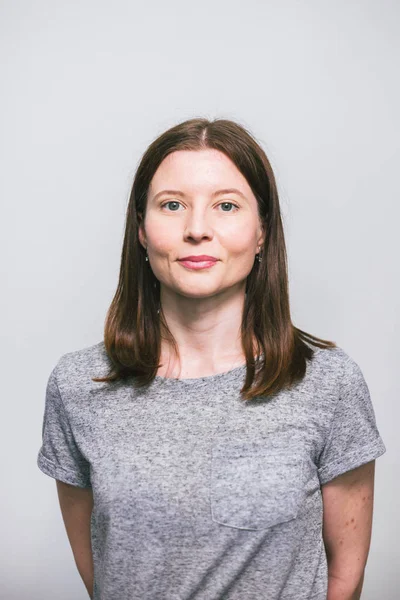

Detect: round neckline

[153,353,265,385]
[153,361,248,385]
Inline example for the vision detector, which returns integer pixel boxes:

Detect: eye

[160,200,240,212]
[160,200,182,211]
[219,201,240,212]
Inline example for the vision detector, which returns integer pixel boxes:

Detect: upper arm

[37,362,92,488]
[56,480,94,573]
[321,460,375,584]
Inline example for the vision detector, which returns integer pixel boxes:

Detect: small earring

[145,249,149,262]
[256,247,263,263]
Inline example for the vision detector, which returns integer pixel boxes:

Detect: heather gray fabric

[37,341,386,600]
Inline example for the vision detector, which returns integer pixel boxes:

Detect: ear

[137,213,147,249]
[257,222,266,249]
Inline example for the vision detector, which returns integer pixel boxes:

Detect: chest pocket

[210,439,305,531]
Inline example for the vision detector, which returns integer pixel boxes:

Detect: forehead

[149,149,253,196]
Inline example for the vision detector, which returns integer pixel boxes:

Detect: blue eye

[220,202,239,212]
[161,201,182,211]
[160,201,239,212]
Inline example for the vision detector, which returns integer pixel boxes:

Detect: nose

[183,206,214,241]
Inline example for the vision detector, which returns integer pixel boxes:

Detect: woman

[37,117,386,600]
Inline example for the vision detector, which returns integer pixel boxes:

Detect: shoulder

[53,340,111,393]
[312,346,356,372]
[302,344,367,401]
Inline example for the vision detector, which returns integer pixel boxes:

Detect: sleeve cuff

[317,436,387,485]
[37,451,92,488]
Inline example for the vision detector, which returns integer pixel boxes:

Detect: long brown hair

[92,117,336,400]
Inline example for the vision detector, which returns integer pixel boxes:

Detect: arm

[56,480,94,599]
[321,460,376,600]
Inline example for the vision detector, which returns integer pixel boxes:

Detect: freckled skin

[322,461,378,591]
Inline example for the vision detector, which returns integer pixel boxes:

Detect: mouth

[178,259,219,271]
[178,256,218,262]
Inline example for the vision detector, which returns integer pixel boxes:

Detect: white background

[1,0,398,598]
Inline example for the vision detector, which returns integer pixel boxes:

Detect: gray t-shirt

[37,341,386,599]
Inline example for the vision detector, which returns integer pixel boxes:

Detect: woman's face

[138,149,265,301]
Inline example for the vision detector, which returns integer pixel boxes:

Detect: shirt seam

[37,450,91,487]
[317,436,384,476]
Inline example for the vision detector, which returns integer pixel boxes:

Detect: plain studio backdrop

[1,1,398,598]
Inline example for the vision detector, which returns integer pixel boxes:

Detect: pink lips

[179,255,217,262]
[178,256,218,270]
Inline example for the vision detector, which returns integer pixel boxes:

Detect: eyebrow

[152,188,247,201]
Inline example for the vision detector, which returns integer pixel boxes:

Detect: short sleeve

[317,356,386,485]
[37,362,91,488]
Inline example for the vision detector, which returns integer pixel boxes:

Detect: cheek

[146,227,179,255]
[220,229,257,256]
